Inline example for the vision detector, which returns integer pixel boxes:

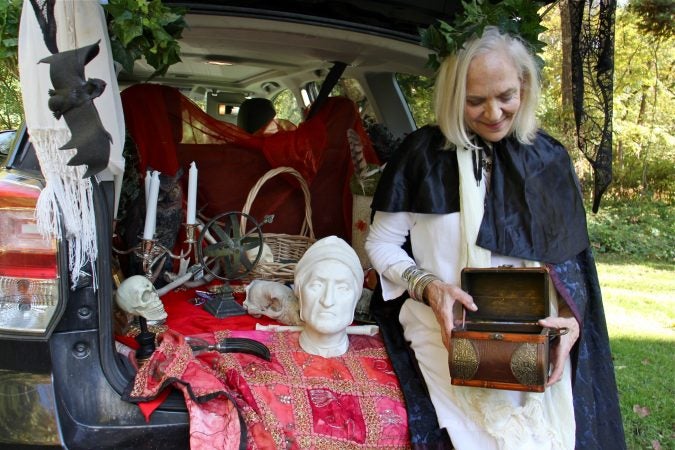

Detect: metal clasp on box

[547,327,569,338]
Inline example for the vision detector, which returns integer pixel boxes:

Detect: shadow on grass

[595,253,674,271]
[610,336,674,450]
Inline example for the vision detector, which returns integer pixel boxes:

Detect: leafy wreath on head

[419,0,549,71]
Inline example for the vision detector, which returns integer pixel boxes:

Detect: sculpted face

[464,51,522,143]
[293,235,363,357]
[299,260,358,335]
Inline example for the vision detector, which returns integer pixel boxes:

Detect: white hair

[433,26,541,149]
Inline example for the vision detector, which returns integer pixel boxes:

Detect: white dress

[365,208,576,450]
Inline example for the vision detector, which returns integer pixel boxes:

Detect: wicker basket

[241,166,316,283]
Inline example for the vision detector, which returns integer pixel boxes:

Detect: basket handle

[240,166,315,239]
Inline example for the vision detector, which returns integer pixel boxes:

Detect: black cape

[370,126,626,449]
[372,126,590,264]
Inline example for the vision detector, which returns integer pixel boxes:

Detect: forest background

[0,1,673,449]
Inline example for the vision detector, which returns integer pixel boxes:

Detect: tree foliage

[539,5,674,200]
[103,0,187,78]
[611,7,674,199]
[627,0,674,40]
[396,73,435,127]
[0,0,22,130]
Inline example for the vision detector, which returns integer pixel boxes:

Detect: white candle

[186,161,198,225]
[144,170,151,207]
[143,171,160,240]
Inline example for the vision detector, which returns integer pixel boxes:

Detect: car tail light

[0,177,62,338]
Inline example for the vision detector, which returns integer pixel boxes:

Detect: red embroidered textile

[120,84,379,240]
[212,330,409,449]
[125,326,409,449]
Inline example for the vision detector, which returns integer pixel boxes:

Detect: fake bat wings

[39,40,112,178]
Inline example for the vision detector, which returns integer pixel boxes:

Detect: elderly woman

[294,235,364,357]
[366,26,625,450]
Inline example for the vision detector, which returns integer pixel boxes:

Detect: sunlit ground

[596,257,674,450]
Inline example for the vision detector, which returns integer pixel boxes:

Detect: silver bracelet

[402,265,440,305]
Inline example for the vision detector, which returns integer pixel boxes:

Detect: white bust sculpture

[294,236,364,357]
[115,275,167,324]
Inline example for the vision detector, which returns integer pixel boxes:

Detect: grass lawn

[596,254,675,450]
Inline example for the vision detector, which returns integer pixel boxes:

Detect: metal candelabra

[114,223,198,282]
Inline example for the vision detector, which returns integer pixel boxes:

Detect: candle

[186,161,198,225]
[143,171,160,240]
[144,170,151,206]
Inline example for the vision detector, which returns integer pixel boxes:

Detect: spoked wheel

[196,211,265,281]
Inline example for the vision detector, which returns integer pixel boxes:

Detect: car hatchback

[0,1,446,448]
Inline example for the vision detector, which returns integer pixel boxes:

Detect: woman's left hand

[538,315,580,386]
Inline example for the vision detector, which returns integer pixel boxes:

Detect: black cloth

[372,126,590,264]
[373,125,461,214]
[370,125,626,449]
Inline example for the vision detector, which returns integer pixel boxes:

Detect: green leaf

[104,0,186,79]
[420,0,547,66]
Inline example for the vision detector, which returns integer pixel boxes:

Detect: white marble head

[115,275,167,323]
[294,236,363,357]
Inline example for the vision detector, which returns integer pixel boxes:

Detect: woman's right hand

[423,280,477,351]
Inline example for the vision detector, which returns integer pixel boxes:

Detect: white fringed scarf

[18,0,125,289]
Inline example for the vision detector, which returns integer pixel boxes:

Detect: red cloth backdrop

[121,84,379,241]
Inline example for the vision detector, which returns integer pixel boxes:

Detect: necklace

[471,146,493,190]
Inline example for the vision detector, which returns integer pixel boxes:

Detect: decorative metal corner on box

[449,267,552,392]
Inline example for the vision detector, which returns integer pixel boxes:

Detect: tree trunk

[559,0,574,134]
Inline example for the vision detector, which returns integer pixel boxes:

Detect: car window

[396,73,435,127]
[274,78,376,127]
[0,130,16,156]
[329,78,376,123]
[273,89,304,125]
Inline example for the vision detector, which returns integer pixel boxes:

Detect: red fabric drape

[121,84,379,241]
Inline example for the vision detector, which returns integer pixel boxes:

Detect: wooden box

[449,267,551,392]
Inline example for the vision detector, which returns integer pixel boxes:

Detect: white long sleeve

[365,211,416,300]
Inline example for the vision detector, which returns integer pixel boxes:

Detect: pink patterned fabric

[123,331,243,450]
[125,329,409,449]
[211,330,409,449]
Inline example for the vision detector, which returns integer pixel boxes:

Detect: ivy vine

[103,0,187,79]
[419,0,547,71]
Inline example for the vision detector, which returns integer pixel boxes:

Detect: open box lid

[458,267,550,325]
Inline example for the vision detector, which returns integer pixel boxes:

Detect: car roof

[118,6,436,100]
[119,1,555,102]
[163,0,463,39]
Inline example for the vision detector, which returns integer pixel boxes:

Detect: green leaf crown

[420,0,548,71]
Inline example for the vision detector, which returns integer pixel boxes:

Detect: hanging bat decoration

[39,40,112,178]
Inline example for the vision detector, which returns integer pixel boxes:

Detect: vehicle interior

[106,5,439,448]
[2,3,449,447]
[117,12,432,125]
[85,3,448,445]
[111,10,434,245]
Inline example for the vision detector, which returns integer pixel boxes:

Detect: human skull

[115,275,167,323]
[243,280,301,325]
